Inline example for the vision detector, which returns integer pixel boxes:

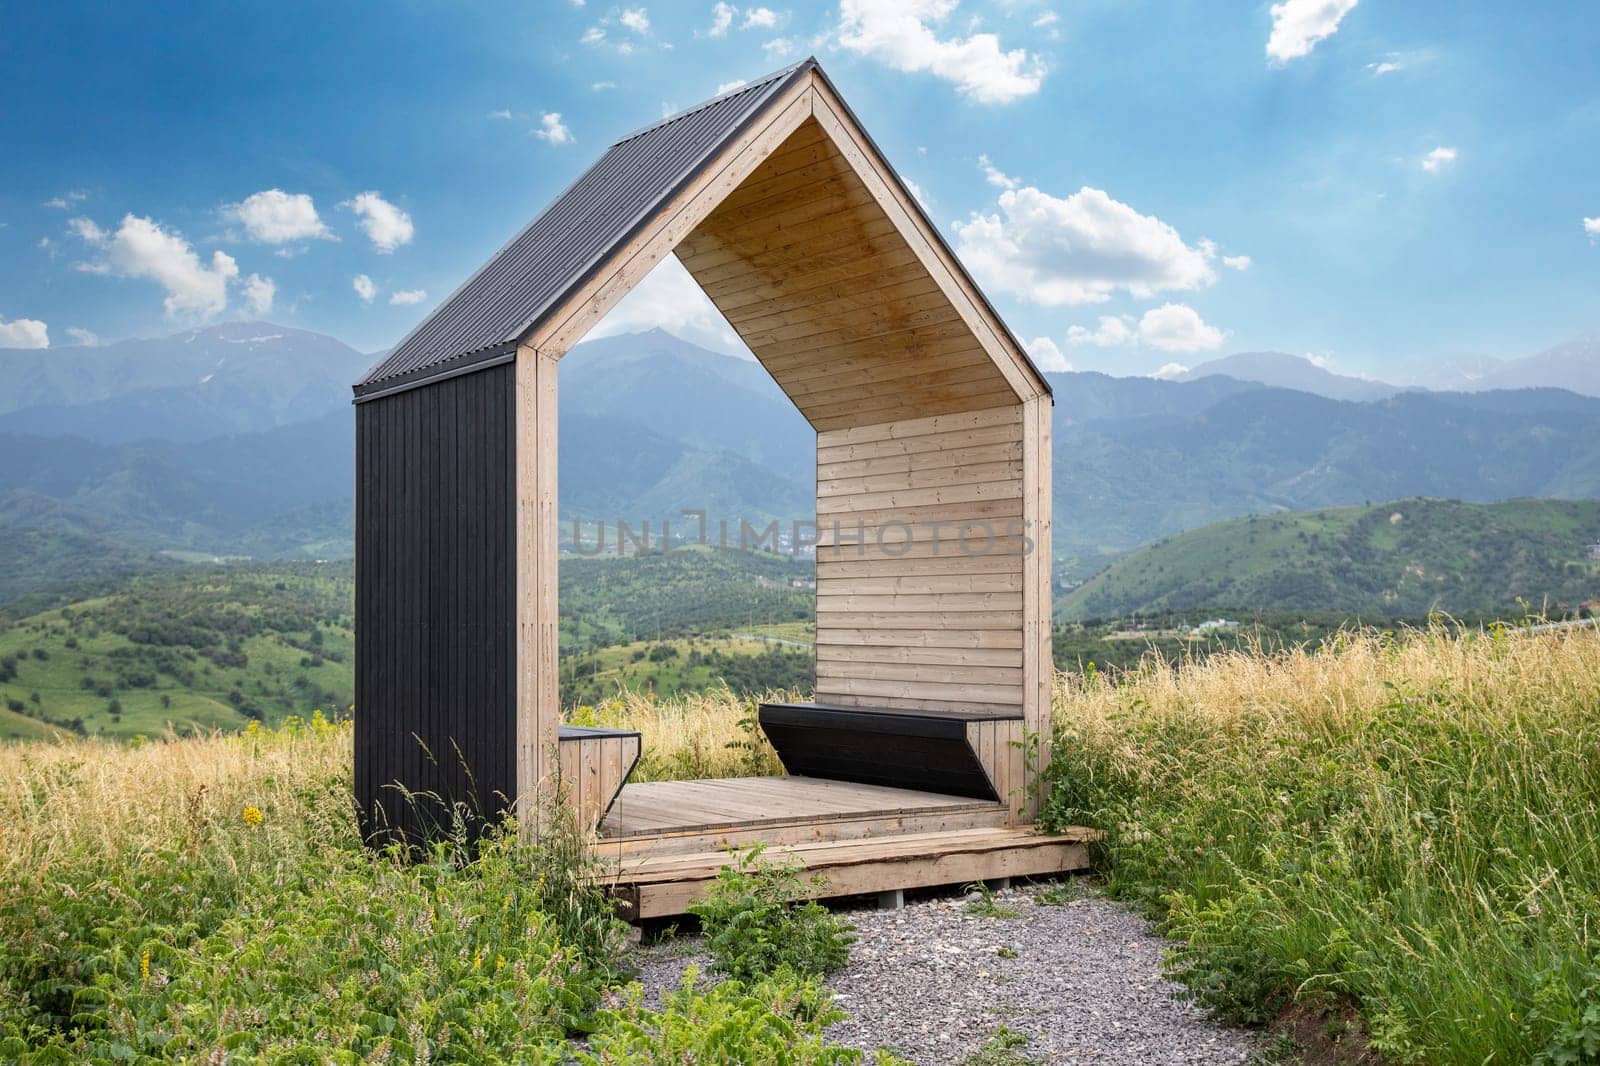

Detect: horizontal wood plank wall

[355,365,516,846]
[815,405,1027,718]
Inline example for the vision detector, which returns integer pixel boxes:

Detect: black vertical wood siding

[355,363,516,845]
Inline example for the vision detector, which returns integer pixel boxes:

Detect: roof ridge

[610,57,815,147]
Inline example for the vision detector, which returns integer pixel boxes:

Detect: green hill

[0,548,816,741]
[1060,497,1600,620]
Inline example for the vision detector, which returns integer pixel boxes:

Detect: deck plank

[599,775,995,839]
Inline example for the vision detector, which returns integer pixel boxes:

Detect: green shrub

[688,845,854,981]
[581,967,906,1065]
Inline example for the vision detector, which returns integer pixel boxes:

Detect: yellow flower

[140,949,151,983]
[242,806,264,827]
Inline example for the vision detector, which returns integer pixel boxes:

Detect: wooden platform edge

[606,827,1098,920]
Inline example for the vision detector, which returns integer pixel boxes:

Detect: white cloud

[44,190,87,210]
[72,213,239,321]
[954,185,1219,306]
[487,108,513,120]
[1033,11,1058,28]
[1585,216,1600,242]
[242,273,275,316]
[1421,145,1457,172]
[590,255,748,356]
[1025,336,1071,372]
[389,288,428,306]
[1066,304,1227,353]
[0,316,49,348]
[1135,303,1227,352]
[902,177,931,211]
[762,36,797,59]
[343,191,414,253]
[1066,315,1134,348]
[225,189,333,244]
[978,153,1018,190]
[1368,59,1401,76]
[709,1,735,35]
[1151,362,1189,380]
[619,6,650,32]
[717,78,749,93]
[66,326,100,346]
[353,274,377,303]
[581,26,606,44]
[591,80,617,90]
[1222,254,1252,271]
[743,6,779,29]
[533,112,574,145]
[838,0,1046,104]
[1266,0,1358,65]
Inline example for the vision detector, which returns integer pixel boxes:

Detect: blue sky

[1,0,1596,381]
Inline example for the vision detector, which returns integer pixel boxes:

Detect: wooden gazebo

[353,59,1088,915]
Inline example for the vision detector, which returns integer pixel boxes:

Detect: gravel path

[628,882,1258,1065]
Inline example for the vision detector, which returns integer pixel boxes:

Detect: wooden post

[515,346,560,834]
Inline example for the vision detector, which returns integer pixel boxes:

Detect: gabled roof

[354,58,1049,404]
[354,61,814,400]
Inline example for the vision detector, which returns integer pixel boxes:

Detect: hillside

[1060,497,1600,619]
[0,549,815,740]
[1049,385,1600,577]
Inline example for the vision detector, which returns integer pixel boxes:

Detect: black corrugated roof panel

[353,60,815,401]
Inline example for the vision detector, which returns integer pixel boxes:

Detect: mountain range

[3,322,1600,603]
[1172,335,1600,402]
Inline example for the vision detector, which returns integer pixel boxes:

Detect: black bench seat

[757,702,1021,801]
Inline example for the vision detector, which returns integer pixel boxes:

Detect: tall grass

[573,686,785,780]
[1041,623,1600,1062]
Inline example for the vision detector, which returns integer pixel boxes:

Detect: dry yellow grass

[0,715,355,887]
[574,687,785,781]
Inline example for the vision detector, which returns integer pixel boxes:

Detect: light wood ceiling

[676,117,1020,432]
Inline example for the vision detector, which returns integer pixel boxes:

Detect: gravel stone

[625,882,1257,1064]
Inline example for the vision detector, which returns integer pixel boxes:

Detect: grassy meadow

[1041,622,1600,1062]
[4,622,1599,1060]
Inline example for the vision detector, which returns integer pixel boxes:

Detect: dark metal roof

[354,60,815,401]
[353,56,1051,403]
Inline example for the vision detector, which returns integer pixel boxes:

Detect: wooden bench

[758,702,1025,805]
[556,725,641,830]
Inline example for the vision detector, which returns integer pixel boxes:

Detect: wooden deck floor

[598,775,996,839]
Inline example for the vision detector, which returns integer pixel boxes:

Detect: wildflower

[140,949,151,983]
[242,805,265,827]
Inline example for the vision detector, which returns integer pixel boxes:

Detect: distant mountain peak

[1175,351,1402,402]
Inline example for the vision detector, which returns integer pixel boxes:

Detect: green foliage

[688,846,854,982]
[1040,628,1600,1062]
[1060,497,1600,620]
[580,968,908,1065]
[959,1024,1038,1066]
[963,882,1023,919]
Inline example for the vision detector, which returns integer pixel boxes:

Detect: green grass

[1042,622,1600,1063]
[1060,497,1600,620]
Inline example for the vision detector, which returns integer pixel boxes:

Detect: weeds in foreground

[0,718,875,1063]
[688,844,855,981]
[963,882,1023,919]
[1041,621,1600,1063]
[958,1024,1039,1066]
